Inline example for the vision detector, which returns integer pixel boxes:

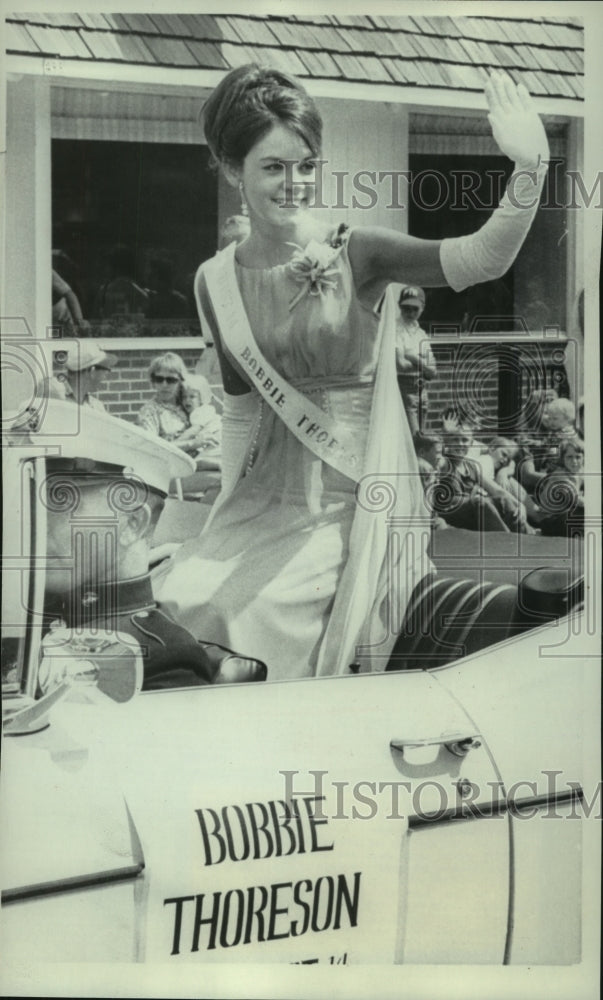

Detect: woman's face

[151,366,181,404]
[562,445,584,475]
[236,123,317,233]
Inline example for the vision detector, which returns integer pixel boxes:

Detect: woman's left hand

[485,71,549,168]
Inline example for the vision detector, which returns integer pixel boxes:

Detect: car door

[433,614,591,965]
[24,665,512,965]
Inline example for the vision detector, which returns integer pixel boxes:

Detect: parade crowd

[393,285,585,539]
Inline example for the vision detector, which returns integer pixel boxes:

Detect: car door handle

[390,734,482,758]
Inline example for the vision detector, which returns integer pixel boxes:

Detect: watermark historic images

[275,158,603,212]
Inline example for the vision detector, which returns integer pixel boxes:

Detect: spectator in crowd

[521,386,559,433]
[516,396,580,492]
[35,400,266,688]
[482,435,540,526]
[541,397,580,455]
[473,435,517,481]
[146,256,189,320]
[534,437,584,537]
[413,430,444,490]
[514,388,561,492]
[136,352,189,440]
[413,430,448,530]
[175,375,222,462]
[441,408,483,463]
[93,244,149,320]
[36,342,116,411]
[395,286,437,435]
[556,437,584,486]
[435,423,529,533]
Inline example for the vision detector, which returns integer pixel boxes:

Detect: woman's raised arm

[349,72,550,293]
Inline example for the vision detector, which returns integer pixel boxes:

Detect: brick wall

[94,340,568,432]
[96,345,221,422]
[423,341,568,436]
[425,343,499,431]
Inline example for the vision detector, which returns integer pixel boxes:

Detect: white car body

[0,450,599,980]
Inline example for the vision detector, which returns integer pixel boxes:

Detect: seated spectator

[36,342,116,411]
[137,352,189,441]
[413,430,444,489]
[413,431,448,530]
[533,438,584,537]
[516,396,580,493]
[541,397,580,462]
[472,435,516,480]
[175,376,222,464]
[441,409,483,464]
[520,387,559,435]
[480,435,541,527]
[434,424,528,533]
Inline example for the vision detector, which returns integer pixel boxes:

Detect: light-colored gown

[152,233,431,680]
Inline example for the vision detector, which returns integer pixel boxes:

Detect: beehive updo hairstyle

[202,64,322,169]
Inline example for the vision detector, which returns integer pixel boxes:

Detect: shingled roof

[5,12,584,100]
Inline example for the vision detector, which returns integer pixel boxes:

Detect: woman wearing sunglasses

[137,352,194,445]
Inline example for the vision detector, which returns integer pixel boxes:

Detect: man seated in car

[29,400,266,689]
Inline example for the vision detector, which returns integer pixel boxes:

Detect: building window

[51,138,218,338]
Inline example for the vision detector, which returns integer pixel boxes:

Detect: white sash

[201,243,364,482]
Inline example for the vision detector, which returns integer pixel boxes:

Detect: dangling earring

[239,180,249,218]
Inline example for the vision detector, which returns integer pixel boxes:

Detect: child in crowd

[557,437,585,487]
[441,409,483,463]
[515,396,579,492]
[435,424,529,532]
[413,431,448,529]
[541,398,580,463]
[534,437,584,536]
[175,375,222,465]
[484,435,542,525]
[413,431,443,487]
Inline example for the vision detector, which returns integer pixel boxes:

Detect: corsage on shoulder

[286,239,343,311]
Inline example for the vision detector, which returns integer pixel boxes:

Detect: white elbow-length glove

[440,72,550,292]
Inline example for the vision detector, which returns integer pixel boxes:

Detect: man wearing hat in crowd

[33,400,266,689]
[36,342,117,411]
[395,286,437,437]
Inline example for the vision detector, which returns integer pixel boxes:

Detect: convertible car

[0,446,598,969]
